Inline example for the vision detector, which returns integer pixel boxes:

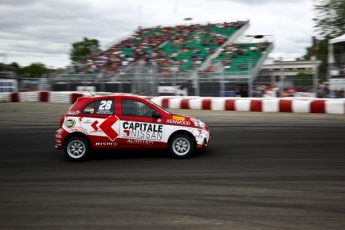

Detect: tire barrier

[150,97,345,114]
[0,92,344,114]
[0,91,90,104]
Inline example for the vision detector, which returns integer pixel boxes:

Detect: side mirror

[152,110,161,118]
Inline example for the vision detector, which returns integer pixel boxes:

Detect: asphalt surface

[0,103,345,230]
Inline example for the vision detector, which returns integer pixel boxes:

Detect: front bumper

[195,131,211,149]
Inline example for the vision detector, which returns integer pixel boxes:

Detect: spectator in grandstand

[86,20,249,74]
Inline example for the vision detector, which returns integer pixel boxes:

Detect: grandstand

[57,20,274,96]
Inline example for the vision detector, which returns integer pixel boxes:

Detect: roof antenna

[88,90,95,97]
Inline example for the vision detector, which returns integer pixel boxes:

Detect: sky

[0,0,315,68]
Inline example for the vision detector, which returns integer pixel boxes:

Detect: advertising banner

[77,86,96,92]
[158,86,188,96]
[0,79,17,92]
[329,78,345,90]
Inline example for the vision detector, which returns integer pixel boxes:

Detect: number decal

[99,101,106,110]
[105,100,112,110]
[99,100,112,110]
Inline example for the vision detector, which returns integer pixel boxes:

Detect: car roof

[77,94,146,102]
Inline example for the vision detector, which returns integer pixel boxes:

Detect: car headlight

[191,118,205,127]
[196,119,205,127]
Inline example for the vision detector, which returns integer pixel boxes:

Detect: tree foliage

[313,0,345,37]
[69,37,101,63]
[22,63,48,78]
[9,62,20,70]
[294,72,314,86]
[297,35,344,81]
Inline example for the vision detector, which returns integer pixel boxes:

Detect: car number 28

[99,100,112,110]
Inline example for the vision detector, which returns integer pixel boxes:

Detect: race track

[0,103,345,230]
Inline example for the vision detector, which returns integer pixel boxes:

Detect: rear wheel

[169,134,194,158]
[64,137,90,161]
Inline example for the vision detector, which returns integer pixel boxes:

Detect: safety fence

[1,91,344,114]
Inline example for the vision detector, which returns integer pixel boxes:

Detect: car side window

[82,99,115,115]
[121,99,156,117]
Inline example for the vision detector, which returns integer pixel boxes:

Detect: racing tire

[64,137,90,162]
[169,134,194,159]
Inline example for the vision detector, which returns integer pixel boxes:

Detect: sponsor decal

[91,120,99,131]
[67,110,80,115]
[122,121,163,140]
[95,142,118,146]
[55,134,62,138]
[65,119,76,129]
[99,116,119,141]
[167,119,191,126]
[84,107,94,114]
[96,110,112,115]
[70,127,85,132]
[56,140,61,143]
[127,139,154,145]
[172,115,185,121]
[81,116,120,141]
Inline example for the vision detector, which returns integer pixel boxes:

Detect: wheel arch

[167,130,196,148]
[63,132,92,149]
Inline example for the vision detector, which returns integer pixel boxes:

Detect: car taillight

[59,116,65,128]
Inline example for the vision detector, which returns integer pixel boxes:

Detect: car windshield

[146,99,172,114]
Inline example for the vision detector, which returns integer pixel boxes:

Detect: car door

[79,98,121,149]
[116,97,165,148]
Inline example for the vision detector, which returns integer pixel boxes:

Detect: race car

[55,95,211,161]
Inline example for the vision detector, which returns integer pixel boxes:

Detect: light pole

[279,57,284,97]
[219,61,225,97]
[0,53,7,65]
[248,59,253,97]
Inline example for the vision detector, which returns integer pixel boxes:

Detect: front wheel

[169,134,194,158]
[64,137,90,162]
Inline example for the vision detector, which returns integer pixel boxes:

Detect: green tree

[294,72,314,86]
[70,37,101,63]
[313,0,345,37]
[23,63,48,78]
[297,36,343,81]
[9,62,20,70]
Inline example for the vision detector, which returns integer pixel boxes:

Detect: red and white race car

[55,95,211,161]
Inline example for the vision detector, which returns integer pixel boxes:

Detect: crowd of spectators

[76,21,248,76]
[213,41,270,72]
